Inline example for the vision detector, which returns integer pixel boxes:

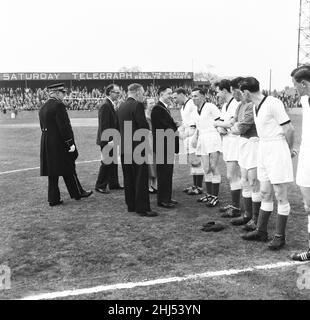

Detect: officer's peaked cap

[47,83,66,92]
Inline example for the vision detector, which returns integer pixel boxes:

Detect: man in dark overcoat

[117,83,158,217]
[151,86,179,209]
[39,83,92,206]
[95,84,123,193]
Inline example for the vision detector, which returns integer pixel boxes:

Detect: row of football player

[173,67,310,260]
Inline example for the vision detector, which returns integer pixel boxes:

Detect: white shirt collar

[107,96,115,107]
[159,99,168,108]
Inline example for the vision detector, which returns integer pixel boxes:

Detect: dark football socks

[231,189,241,208]
[196,175,203,188]
[257,209,272,234]
[275,214,288,237]
[252,201,261,224]
[205,182,212,195]
[243,197,253,219]
[212,183,220,197]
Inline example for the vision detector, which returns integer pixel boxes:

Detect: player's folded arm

[214,118,233,129]
[237,105,255,134]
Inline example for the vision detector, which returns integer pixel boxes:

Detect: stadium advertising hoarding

[0,72,193,81]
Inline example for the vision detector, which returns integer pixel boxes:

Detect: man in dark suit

[95,84,123,193]
[39,83,92,206]
[151,86,179,209]
[117,83,158,217]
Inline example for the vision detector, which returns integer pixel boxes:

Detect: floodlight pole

[297,0,310,66]
[269,68,272,95]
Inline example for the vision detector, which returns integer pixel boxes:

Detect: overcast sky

[0,0,301,90]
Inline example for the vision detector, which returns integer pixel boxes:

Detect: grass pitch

[0,109,310,300]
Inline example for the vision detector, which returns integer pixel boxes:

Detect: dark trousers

[48,172,82,203]
[156,163,174,204]
[95,147,121,189]
[110,163,121,188]
[121,154,150,213]
[95,161,113,189]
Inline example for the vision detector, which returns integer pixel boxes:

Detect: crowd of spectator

[0,85,194,112]
[0,87,45,112]
[0,85,164,112]
[272,91,301,109]
[0,86,105,112]
[0,85,300,114]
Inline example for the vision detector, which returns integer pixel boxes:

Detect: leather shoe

[49,200,63,207]
[80,190,93,198]
[169,199,178,205]
[137,211,159,217]
[158,202,175,209]
[110,185,124,190]
[201,221,225,232]
[231,215,251,226]
[241,230,268,242]
[95,187,110,194]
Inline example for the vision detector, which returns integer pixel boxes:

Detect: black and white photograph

[1,0,310,304]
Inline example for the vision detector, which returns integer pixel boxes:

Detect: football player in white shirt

[229,77,261,231]
[291,65,310,261]
[214,80,242,217]
[240,77,296,250]
[191,87,222,206]
[172,88,204,195]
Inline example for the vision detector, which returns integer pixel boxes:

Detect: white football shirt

[300,95,310,148]
[195,102,221,134]
[180,98,198,128]
[254,96,290,140]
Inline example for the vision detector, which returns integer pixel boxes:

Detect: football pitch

[0,109,310,300]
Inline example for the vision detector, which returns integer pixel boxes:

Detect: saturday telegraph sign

[0,72,193,81]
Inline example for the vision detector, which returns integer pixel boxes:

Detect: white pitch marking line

[20,260,308,300]
[0,160,100,175]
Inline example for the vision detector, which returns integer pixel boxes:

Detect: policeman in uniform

[39,83,92,206]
